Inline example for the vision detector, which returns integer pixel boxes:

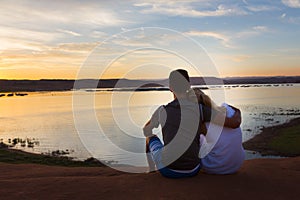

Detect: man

[143,69,241,178]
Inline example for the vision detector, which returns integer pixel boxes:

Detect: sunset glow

[0,0,300,79]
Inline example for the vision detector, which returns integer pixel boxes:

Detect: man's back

[161,98,202,170]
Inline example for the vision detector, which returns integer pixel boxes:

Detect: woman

[188,88,245,174]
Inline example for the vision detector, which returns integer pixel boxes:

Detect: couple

[143,69,245,178]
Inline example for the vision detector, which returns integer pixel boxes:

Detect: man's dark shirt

[158,98,212,170]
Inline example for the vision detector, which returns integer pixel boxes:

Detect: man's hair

[169,69,191,94]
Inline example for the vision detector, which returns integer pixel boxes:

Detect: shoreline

[1,117,299,166]
[243,117,300,157]
[0,143,105,167]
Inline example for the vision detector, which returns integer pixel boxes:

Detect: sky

[0,0,300,79]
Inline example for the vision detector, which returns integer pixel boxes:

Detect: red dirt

[0,157,300,200]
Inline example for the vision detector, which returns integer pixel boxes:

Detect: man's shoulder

[165,98,202,108]
[164,99,179,108]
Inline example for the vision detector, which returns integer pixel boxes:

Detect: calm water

[0,84,299,166]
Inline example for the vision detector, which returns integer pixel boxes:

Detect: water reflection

[0,84,299,165]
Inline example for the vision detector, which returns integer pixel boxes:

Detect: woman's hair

[188,88,224,112]
[187,88,226,135]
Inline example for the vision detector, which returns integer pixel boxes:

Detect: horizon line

[1,75,300,81]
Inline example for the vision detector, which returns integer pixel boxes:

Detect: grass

[268,124,300,156]
[0,144,105,167]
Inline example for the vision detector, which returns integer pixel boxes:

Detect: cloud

[108,29,184,48]
[0,26,61,43]
[134,0,201,7]
[185,31,228,41]
[282,0,300,8]
[134,2,248,17]
[246,5,279,12]
[57,29,81,37]
[287,16,300,24]
[253,26,268,32]
[0,42,98,71]
[231,55,251,62]
[184,30,234,48]
[0,0,131,31]
[236,26,269,38]
[90,31,108,39]
[281,13,287,18]
[0,26,63,51]
[242,0,249,5]
[185,27,270,48]
[279,13,300,24]
[0,1,129,52]
[54,42,99,53]
[0,38,47,52]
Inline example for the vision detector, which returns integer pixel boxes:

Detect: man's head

[169,69,191,95]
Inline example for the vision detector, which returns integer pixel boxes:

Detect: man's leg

[146,136,201,178]
[146,136,156,172]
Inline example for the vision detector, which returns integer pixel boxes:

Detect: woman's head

[188,88,225,113]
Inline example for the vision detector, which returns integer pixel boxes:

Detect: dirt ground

[0,157,300,200]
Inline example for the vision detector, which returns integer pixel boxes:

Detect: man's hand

[212,105,242,129]
[224,106,241,129]
[143,120,155,137]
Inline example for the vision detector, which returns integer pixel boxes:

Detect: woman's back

[200,124,245,174]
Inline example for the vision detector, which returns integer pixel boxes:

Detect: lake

[0,83,299,167]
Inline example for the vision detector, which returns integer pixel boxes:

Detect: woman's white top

[200,104,245,174]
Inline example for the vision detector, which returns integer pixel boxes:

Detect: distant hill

[223,76,300,85]
[0,76,299,92]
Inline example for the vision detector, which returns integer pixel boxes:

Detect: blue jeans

[148,136,201,178]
